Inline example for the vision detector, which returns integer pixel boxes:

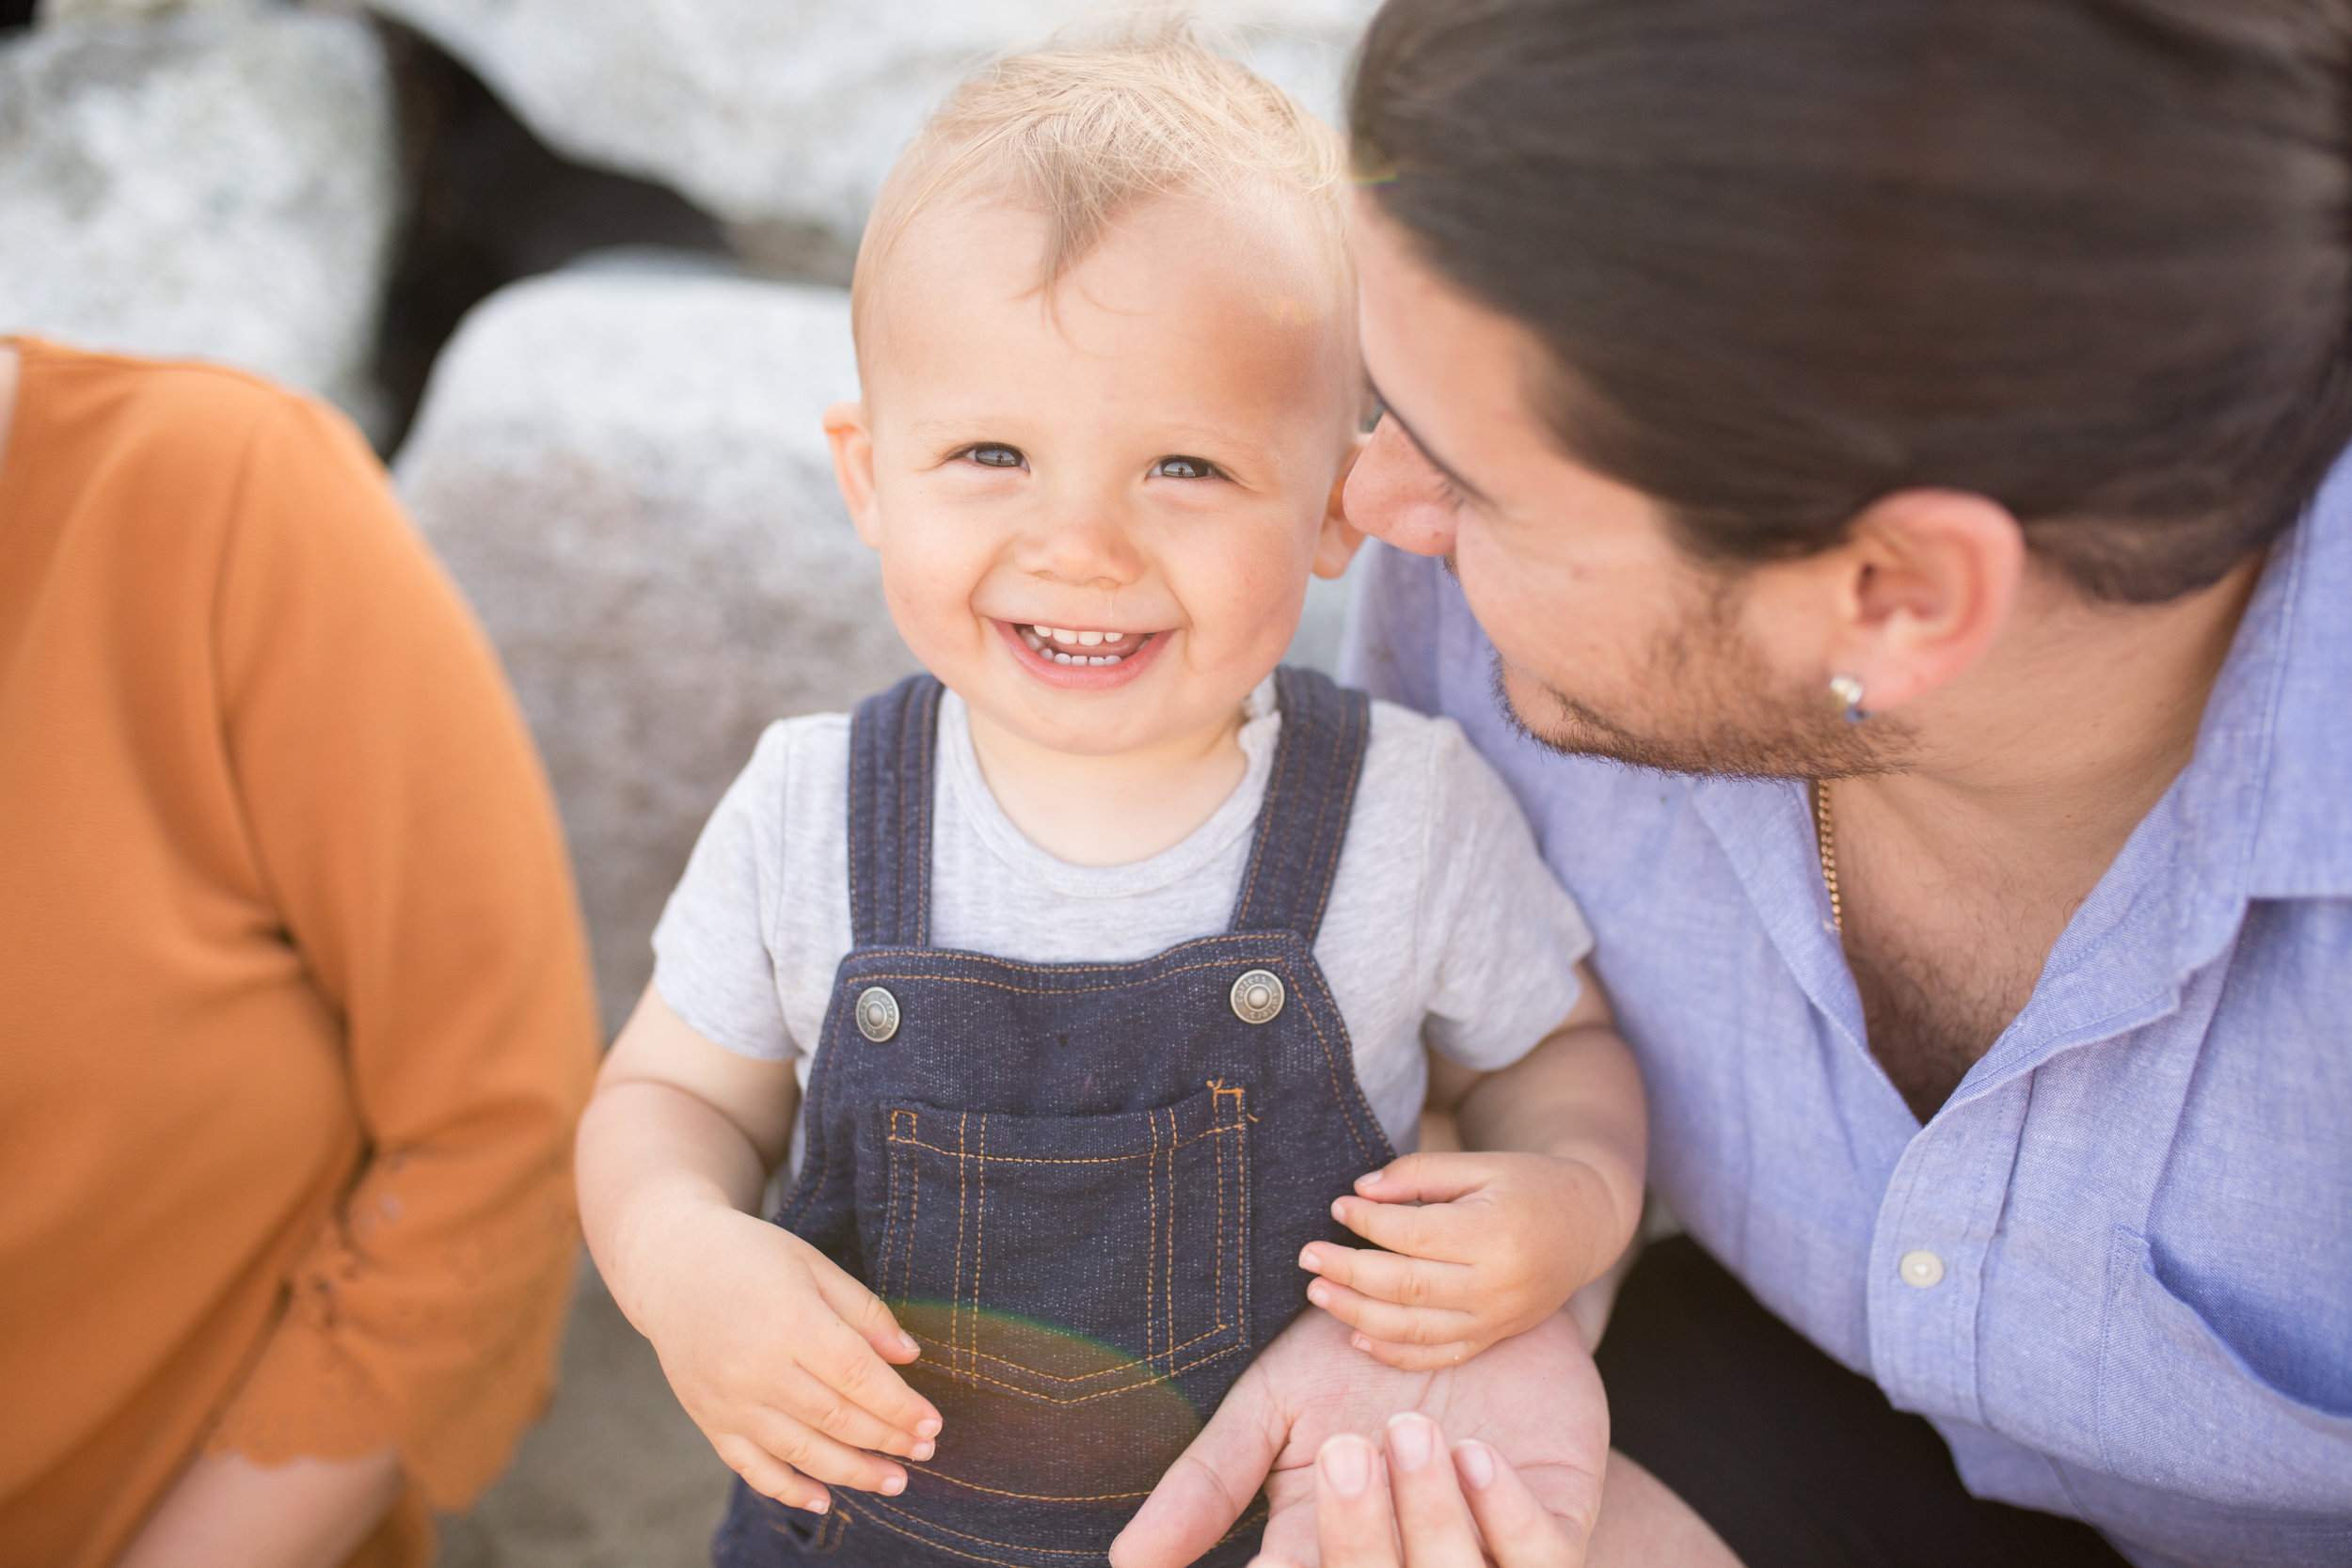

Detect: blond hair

[851,19,1350,347]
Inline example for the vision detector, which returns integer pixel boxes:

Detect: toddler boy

[576,27,1646,1568]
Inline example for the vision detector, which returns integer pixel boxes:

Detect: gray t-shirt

[652,677,1594,1154]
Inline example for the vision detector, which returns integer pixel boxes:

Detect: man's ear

[1816,488,2026,713]
[824,400,882,550]
[1313,432,1371,581]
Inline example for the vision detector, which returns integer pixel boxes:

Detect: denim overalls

[712,668,1399,1568]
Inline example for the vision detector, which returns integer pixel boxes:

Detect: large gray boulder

[0,8,397,426]
[396,269,922,1032]
[366,0,1376,265]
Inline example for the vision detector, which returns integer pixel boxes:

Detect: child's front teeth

[1023,625,1138,666]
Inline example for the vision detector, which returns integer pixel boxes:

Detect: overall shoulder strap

[845,673,945,948]
[1229,666,1373,943]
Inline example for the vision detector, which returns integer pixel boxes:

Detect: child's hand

[630,1199,942,1513]
[1297,1150,1613,1370]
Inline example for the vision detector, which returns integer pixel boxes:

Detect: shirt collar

[1681,451,2352,1080]
[2228,457,2352,901]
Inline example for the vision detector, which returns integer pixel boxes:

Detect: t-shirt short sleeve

[651,722,802,1062]
[1414,721,1595,1069]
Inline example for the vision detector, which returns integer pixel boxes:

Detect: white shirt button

[1899,1249,1946,1289]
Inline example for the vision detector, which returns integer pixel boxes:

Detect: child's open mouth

[1016,624,1152,667]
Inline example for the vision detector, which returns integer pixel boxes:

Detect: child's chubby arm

[577,985,941,1515]
[1297,962,1647,1370]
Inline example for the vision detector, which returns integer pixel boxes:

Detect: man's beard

[1490,578,1913,781]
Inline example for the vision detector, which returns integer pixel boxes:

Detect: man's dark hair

[1353,0,2352,601]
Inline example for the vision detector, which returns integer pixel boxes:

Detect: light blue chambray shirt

[1340,465,2352,1568]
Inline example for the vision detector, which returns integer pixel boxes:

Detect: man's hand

[1255,1416,1591,1568]
[1108,1307,1608,1568]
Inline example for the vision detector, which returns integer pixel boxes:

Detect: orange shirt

[0,341,600,1568]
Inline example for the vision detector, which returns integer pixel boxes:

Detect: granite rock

[365,0,1377,261]
[395,270,921,1031]
[0,8,397,424]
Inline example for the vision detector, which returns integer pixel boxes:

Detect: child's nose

[1020,494,1147,589]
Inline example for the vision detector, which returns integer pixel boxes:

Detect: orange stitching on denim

[910,1339,1243,1403]
[1289,957,1391,1164]
[879,1110,906,1298]
[904,1318,1235,1382]
[882,1124,1241,1165]
[953,1112,970,1378]
[1238,1083,1252,1330]
[921,1467,1153,1502]
[901,1111,923,1302]
[1162,1103,1177,1365]
[1145,1109,1162,1363]
[972,1112,987,1376]
[835,1492,1105,1561]
[1212,1090,1228,1331]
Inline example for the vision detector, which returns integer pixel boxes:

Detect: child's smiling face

[828,190,1362,760]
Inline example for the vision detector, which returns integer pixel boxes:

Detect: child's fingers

[747,1404,911,1497]
[1331,1193,1476,1261]
[803,1272,943,1441]
[805,1322,942,1447]
[1351,1151,1495,1206]
[716,1433,830,1514]
[778,1366,939,1461]
[1299,1241,1473,1313]
[1304,1274,1474,1346]
[810,1251,926,1364]
[1347,1333,1482,1371]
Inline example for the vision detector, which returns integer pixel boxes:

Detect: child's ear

[824,400,882,550]
[1313,432,1370,580]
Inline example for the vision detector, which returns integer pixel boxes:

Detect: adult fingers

[1300,1241,1473,1312]
[1381,1415,1486,1568]
[1303,1275,1474,1347]
[1332,1193,1482,1262]
[1453,1440,1584,1567]
[1312,1435,1403,1567]
[1352,1152,1494,1206]
[776,1366,938,1461]
[1109,1362,1285,1568]
[716,1433,829,1515]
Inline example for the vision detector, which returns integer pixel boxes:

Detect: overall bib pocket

[857,1082,1253,1505]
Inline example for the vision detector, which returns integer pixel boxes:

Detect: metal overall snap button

[854,986,900,1043]
[1230,969,1285,1024]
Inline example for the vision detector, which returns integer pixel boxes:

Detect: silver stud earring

[1829,674,1870,725]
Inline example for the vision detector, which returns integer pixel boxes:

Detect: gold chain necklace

[1811,779,1844,935]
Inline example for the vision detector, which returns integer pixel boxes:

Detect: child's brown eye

[967,444,1025,468]
[1152,455,1216,481]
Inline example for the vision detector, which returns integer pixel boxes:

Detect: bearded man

[1115,3,2351,1566]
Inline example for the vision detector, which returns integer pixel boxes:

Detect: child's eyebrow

[1366,380,1492,507]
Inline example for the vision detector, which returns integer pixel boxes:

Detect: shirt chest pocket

[860,1084,1253,1403]
[2097,1227,2352,1514]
